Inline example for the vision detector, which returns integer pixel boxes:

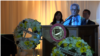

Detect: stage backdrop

[1,1,100,34]
[1,1,100,56]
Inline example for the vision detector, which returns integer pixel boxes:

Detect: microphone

[65,15,73,22]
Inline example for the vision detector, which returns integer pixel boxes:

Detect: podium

[41,25,99,56]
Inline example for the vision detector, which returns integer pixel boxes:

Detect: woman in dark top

[50,11,64,55]
[51,11,64,25]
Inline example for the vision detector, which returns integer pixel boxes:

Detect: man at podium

[63,3,86,26]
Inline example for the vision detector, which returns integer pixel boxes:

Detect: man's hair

[83,9,91,15]
[70,3,80,10]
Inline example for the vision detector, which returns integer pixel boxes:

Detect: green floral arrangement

[14,18,42,50]
[51,37,93,56]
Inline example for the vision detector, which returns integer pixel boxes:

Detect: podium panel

[41,25,99,56]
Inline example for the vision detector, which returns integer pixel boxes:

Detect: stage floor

[2,37,100,56]
[9,39,100,56]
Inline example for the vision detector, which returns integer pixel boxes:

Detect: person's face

[56,13,61,20]
[83,11,90,20]
[71,5,79,16]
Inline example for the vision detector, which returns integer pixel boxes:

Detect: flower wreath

[51,37,93,56]
[14,18,42,50]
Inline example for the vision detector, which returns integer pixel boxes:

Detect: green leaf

[1,34,5,35]
[70,48,76,52]
[71,35,74,37]
[91,49,95,54]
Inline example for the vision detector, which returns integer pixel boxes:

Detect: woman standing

[51,11,64,25]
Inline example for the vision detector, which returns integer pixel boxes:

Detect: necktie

[72,17,76,25]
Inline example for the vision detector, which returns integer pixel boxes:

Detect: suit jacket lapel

[69,18,72,25]
[81,17,82,25]
[81,17,87,25]
[87,20,90,24]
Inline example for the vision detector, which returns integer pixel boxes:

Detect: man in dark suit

[63,3,86,26]
[83,9,95,25]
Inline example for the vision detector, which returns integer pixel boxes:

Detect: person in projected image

[51,11,64,25]
[83,9,95,25]
[63,3,86,26]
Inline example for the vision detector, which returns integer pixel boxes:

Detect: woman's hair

[51,11,64,25]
